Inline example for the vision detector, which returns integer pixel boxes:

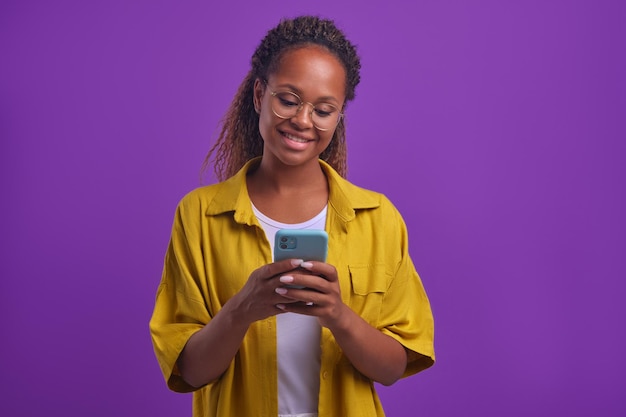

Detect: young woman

[150,15,435,417]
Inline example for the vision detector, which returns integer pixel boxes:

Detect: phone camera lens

[280,237,288,243]
[280,243,287,249]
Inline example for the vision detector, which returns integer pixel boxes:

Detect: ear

[253,78,265,114]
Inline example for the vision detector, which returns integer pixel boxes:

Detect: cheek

[319,130,338,154]
[322,129,336,144]
[257,108,274,140]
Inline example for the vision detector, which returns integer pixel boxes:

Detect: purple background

[2,1,624,416]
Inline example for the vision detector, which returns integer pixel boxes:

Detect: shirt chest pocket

[347,264,389,326]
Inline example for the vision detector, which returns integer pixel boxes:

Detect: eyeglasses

[266,85,343,131]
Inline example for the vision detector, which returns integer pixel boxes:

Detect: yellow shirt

[149,158,435,417]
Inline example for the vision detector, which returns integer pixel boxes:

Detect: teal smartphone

[274,229,328,262]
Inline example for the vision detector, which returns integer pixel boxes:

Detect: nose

[290,102,315,129]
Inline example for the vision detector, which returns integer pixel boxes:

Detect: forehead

[269,45,346,101]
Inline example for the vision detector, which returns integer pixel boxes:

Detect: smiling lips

[282,131,313,144]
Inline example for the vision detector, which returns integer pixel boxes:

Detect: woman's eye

[315,106,335,118]
[278,96,299,107]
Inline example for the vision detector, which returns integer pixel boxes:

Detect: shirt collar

[205,157,380,225]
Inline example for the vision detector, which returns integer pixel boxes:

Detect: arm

[320,301,407,386]
[177,295,250,388]
[179,259,305,388]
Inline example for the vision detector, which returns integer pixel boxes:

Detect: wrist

[221,294,254,330]
[323,303,354,334]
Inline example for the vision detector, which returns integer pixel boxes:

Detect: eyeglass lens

[271,91,340,130]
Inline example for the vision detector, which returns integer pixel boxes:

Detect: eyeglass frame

[263,81,344,131]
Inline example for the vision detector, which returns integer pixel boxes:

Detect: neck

[250,157,327,194]
[246,156,329,223]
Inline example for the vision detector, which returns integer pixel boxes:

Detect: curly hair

[202,15,361,182]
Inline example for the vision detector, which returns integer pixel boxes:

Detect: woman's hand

[179,258,304,387]
[229,258,306,325]
[272,260,348,329]
[273,260,408,386]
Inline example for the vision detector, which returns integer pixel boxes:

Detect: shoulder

[176,161,252,216]
[325,165,401,220]
[345,181,404,226]
[322,160,394,210]
[176,183,220,211]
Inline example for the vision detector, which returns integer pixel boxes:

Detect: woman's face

[254,45,346,170]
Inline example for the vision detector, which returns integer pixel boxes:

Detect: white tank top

[252,203,327,417]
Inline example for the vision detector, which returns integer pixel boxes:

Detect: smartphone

[274,229,328,262]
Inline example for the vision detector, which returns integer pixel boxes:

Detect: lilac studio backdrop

[1,1,624,416]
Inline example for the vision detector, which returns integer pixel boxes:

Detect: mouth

[282,131,313,144]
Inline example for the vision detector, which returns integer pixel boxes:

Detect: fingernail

[275,287,288,295]
[279,275,294,283]
[300,261,313,269]
[276,304,286,310]
[290,259,304,267]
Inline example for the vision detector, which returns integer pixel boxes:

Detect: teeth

[284,132,308,143]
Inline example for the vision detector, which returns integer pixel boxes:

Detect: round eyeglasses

[267,88,343,131]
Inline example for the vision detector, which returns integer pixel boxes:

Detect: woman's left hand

[275,260,408,385]
[274,260,348,329]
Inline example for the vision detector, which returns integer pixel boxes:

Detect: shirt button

[322,371,328,379]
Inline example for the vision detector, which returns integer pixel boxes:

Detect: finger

[278,274,328,293]
[260,258,304,280]
[274,286,325,305]
[298,261,338,282]
[275,301,303,312]
[278,301,320,316]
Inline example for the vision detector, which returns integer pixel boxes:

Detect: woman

[150,15,435,417]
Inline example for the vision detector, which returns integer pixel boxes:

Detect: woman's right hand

[228,258,305,325]
[178,258,304,387]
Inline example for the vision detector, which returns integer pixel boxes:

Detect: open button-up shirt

[150,158,435,417]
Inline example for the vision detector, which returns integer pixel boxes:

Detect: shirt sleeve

[378,201,435,377]
[149,195,210,392]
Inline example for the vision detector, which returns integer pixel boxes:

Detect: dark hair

[202,15,361,181]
